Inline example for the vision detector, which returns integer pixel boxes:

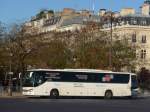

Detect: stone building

[25,8,100,33]
[102,4,150,71]
[24,0,150,71]
[100,0,150,71]
[112,24,150,71]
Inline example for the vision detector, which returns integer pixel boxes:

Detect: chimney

[99,9,106,16]
[61,8,75,16]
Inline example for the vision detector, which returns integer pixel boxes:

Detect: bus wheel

[105,90,113,99]
[50,89,59,99]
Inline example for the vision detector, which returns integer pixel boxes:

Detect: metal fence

[0,86,22,96]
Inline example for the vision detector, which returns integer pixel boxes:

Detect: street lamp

[73,55,77,68]
[102,11,115,70]
[8,53,13,96]
[109,12,113,70]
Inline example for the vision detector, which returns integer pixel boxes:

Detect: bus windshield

[23,71,47,87]
[23,72,34,87]
[131,75,138,89]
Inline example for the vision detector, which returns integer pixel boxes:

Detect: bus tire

[50,89,59,99]
[105,90,113,99]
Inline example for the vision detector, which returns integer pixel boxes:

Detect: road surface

[0,97,149,112]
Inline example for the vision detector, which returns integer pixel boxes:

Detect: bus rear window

[131,75,138,89]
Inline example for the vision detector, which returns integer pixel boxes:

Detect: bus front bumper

[131,88,140,97]
[22,88,34,96]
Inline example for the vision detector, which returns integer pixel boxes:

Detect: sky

[0,0,145,25]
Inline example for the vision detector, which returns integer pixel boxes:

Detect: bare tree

[2,23,48,90]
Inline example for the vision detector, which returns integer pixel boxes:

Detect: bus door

[33,71,47,96]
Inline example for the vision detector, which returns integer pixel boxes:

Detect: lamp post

[109,12,113,70]
[73,55,77,68]
[8,53,13,96]
[103,11,114,70]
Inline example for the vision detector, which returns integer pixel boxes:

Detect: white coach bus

[22,69,139,99]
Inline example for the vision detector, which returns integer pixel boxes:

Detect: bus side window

[97,73,105,83]
[87,73,97,82]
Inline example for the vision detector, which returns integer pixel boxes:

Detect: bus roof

[27,69,111,72]
[27,69,135,75]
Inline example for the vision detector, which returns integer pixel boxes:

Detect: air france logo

[102,74,114,82]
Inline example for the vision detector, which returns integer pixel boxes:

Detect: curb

[0,95,27,99]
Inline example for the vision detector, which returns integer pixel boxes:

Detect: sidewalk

[137,90,150,98]
[0,92,27,98]
[142,91,150,97]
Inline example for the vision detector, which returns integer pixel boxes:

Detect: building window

[132,34,136,43]
[131,19,137,25]
[133,20,137,25]
[141,20,147,25]
[141,50,146,59]
[142,35,146,43]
